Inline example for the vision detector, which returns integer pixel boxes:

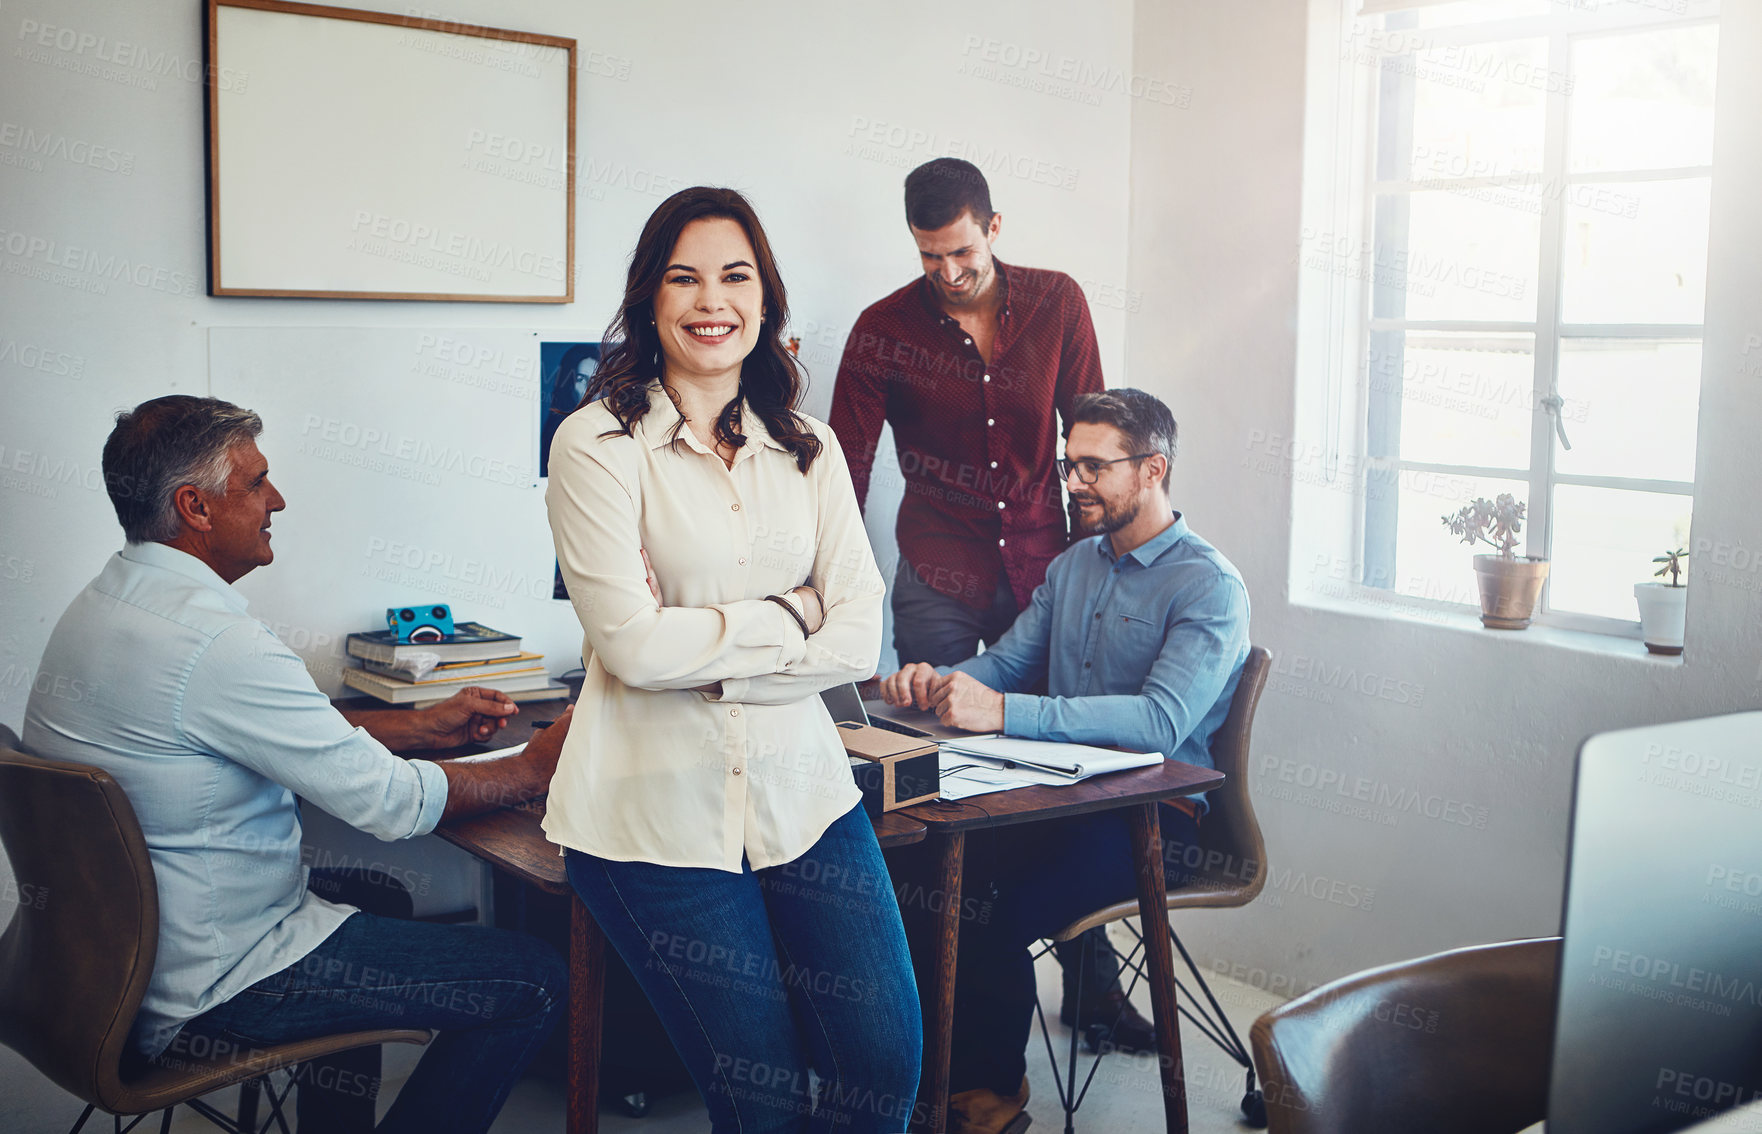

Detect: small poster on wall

[539,340,602,478]
[539,339,603,600]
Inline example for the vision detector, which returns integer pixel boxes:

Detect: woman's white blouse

[543,385,883,872]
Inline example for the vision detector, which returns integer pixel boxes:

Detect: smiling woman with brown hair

[543,186,921,1134]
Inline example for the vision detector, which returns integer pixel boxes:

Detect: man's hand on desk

[437,704,574,823]
[926,672,1005,733]
[880,662,942,712]
[879,664,1006,733]
[416,686,518,747]
[341,686,517,751]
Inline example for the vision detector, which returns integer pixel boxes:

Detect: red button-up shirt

[830,260,1105,611]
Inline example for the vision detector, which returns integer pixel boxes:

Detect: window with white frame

[1336,0,1718,635]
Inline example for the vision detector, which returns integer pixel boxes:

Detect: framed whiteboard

[205,0,575,302]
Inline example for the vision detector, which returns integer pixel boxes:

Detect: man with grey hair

[878,387,1250,1133]
[24,395,571,1134]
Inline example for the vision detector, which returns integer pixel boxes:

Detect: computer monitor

[1548,711,1762,1134]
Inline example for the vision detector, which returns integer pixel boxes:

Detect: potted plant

[1634,547,1688,656]
[1441,494,1550,630]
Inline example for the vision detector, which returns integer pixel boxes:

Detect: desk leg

[912,830,964,1134]
[567,894,606,1134]
[1129,803,1188,1134]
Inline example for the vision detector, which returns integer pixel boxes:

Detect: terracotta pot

[1472,555,1550,630]
[1634,582,1687,655]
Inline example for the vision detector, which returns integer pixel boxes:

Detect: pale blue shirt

[949,513,1250,809]
[21,542,449,1057]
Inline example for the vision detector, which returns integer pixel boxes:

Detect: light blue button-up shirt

[950,513,1250,808]
[22,542,449,1057]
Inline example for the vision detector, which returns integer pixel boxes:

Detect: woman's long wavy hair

[588,186,822,472]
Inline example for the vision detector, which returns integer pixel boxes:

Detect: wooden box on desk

[839,723,940,815]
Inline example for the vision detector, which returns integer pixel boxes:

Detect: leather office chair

[1034,644,1272,1131]
[1250,938,1561,1134]
[0,745,430,1133]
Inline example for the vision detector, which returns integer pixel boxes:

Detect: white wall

[0,0,1134,721]
[1128,0,1762,997]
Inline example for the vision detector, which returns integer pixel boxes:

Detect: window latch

[1540,393,1574,451]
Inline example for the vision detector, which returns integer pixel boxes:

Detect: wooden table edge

[897,763,1225,833]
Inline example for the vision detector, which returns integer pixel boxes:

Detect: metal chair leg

[1035,931,1153,1132]
[260,1071,296,1134]
[186,1095,249,1132]
[1063,942,1084,1134]
[66,1104,97,1134]
[235,1079,260,1133]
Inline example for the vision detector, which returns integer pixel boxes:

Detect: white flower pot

[1634,582,1687,656]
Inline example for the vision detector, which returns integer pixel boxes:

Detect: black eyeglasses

[1056,454,1154,484]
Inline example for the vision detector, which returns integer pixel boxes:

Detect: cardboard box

[839,722,940,815]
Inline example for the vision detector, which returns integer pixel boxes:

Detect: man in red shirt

[830,159,1154,1079]
[831,158,1103,664]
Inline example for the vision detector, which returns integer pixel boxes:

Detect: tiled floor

[4,934,1283,1133]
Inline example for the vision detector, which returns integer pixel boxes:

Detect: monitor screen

[1549,712,1762,1134]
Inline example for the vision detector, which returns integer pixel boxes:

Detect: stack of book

[341,621,570,709]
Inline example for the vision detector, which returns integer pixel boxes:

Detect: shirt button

[983,374,991,383]
[731,503,741,511]
[990,461,998,469]
[730,708,740,718]
[732,767,744,776]
[738,557,747,565]
[1094,612,1102,619]
[987,418,995,427]
[996,501,1006,510]
[1084,661,1093,669]
[998,538,1006,547]
[965,337,972,344]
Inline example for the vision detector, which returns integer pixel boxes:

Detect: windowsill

[1295,585,1686,666]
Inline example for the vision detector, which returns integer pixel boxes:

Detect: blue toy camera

[386,603,455,643]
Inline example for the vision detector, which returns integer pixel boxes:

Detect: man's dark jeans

[169,913,566,1134]
[948,802,1203,1093]
[889,558,1017,669]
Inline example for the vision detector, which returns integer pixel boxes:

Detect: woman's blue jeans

[566,802,922,1133]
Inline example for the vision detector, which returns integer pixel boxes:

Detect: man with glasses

[878,388,1250,1134]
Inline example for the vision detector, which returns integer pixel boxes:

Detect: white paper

[935,756,1058,801]
[938,737,1164,780]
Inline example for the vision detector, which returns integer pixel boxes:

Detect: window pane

[1374,191,1541,321]
[1569,25,1719,175]
[1549,485,1693,619]
[1377,331,1535,468]
[1391,38,1547,182]
[1555,339,1701,483]
[1390,473,1531,604]
[1560,177,1710,324]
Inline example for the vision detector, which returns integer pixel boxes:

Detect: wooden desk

[348,702,930,1134]
[897,760,1225,1134]
[346,696,1206,1132]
